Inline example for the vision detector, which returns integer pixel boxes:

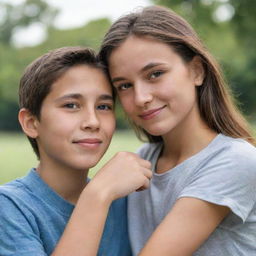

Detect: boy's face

[34,64,115,172]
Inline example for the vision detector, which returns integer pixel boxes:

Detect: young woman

[99,5,256,255]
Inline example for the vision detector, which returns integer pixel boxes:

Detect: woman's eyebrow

[111,62,166,84]
[98,94,114,101]
[111,77,126,84]
[140,62,165,73]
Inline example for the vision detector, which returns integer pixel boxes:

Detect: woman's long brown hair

[99,5,255,145]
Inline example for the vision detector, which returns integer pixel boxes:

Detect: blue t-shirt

[0,169,132,256]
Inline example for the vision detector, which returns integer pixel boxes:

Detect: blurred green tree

[0,0,58,130]
[0,0,58,45]
[228,0,256,116]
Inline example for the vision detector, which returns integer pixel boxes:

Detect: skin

[18,64,152,255]
[32,64,115,203]
[109,36,230,255]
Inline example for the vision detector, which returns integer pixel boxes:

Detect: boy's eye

[117,83,132,91]
[97,104,113,110]
[149,71,163,79]
[64,103,79,109]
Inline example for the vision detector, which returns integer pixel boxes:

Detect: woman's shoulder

[196,134,256,183]
[216,134,256,165]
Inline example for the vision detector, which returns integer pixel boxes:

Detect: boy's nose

[81,111,100,131]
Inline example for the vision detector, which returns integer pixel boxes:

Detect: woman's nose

[134,82,153,107]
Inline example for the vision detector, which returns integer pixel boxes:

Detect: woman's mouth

[139,105,166,120]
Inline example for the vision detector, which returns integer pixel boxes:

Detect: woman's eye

[64,103,79,109]
[150,71,163,79]
[117,83,132,91]
[97,104,113,110]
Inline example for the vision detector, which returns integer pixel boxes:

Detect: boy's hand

[87,152,152,202]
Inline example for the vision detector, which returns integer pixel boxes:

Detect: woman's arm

[52,152,152,256]
[139,197,230,256]
[51,184,111,256]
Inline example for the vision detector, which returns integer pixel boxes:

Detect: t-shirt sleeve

[0,194,47,256]
[178,148,256,223]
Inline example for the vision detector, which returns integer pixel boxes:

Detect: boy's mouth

[73,138,102,149]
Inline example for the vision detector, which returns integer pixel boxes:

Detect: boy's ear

[190,56,205,86]
[18,108,39,138]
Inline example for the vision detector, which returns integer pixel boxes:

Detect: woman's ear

[18,108,39,138]
[190,56,205,86]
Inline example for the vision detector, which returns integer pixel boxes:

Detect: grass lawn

[0,130,143,184]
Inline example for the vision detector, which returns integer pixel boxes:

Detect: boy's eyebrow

[55,93,82,102]
[111,62,165,83]
[55,93,113,102]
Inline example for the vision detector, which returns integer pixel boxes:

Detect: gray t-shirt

[128,134,256,255]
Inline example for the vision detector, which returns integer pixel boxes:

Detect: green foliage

[42,18,112,50]
[228,0,256,115]
[0,99,20,131]
[0,0,58,45]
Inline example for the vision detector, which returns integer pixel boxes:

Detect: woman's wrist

[81,180,114,208]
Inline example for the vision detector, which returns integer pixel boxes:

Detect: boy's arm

[138,197,230,256]
[52,152,152,256]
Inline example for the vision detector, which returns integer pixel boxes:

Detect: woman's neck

[157,112,217,173]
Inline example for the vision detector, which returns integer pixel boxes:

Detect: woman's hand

[87,151,152,203]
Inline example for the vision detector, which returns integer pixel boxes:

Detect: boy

[0,47,152,255]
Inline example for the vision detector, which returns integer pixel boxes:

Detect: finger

[136,177,150,192]
[139,159,152,169]
[136,187,145,192]
[142,167,153,179]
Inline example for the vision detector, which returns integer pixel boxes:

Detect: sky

[4,0,151,47]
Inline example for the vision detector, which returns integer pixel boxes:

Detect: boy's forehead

[47,65,113,100]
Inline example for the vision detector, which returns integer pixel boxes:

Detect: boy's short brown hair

[19,46,110,158]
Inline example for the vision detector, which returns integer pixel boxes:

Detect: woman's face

[109,36,204,138]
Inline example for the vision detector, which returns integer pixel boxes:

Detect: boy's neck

[36,163,89,205]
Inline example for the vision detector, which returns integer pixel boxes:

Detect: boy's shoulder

[0,177,28,198]
[0,172,34,210]
[0,175,36,224]
[0,169,45,212]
